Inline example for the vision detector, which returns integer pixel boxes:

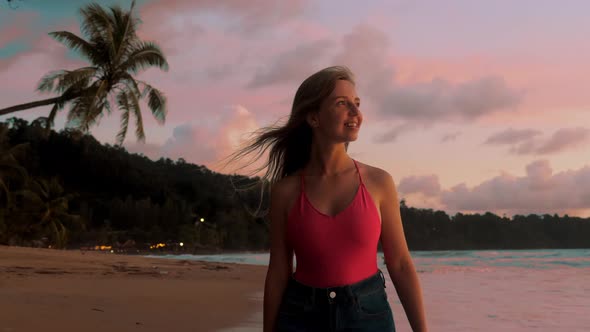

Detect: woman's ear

[306,112,319,128]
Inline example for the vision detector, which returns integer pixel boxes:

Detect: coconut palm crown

[0,0,169,145]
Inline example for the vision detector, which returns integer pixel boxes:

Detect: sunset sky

[1,0,589,217]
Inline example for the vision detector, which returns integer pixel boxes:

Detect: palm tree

[0,1,169,145]
[0,122,33,244]
[14,177,83,248]
[0,123,29,208]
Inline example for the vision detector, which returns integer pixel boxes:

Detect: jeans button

[329,291,336,299]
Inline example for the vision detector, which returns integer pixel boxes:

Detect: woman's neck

[306,142,353,176]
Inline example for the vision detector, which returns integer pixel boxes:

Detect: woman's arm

[263,181,293,332]
[378,171,428,332]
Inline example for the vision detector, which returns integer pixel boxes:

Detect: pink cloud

[125,105,261,171]
[236,22,530,146]
[131,18,525,147]
[377,76,523,126]
[247,39,335,88]
[130,7,334,128]
[441,131,462,142]
[139,0,308,35]
[0,28,87,123]
[398,174,441,197]
[440,160,590,216]
[392,54,590,126]
[372,123,413,144]
[484,127,590,155]
[332,24,394,103]
[0,11,38,48]
[533,127,590,154]
[484,128,543,145]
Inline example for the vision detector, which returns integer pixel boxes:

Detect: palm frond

[115,91,131,145]
[111,1,140,63]
[79,3,115,59]
[48,31,99,65]
[138,80,166,124]
[49,197,69,212]
[40,209,52,224]
[120,41,168,73]
[32,178,50,199]
[46,103,60,130]
[118,73,141,96]
[13,189,44,206]
[116,110,130,146]
[85,80,109,125]
[37,70,67,92]
[0,159,28,180]
[67,91,101,132]
[126,88,145,143]
[37,67,96,94]
[5,142,30,162]
[61,83,89,102]
[68,81,108,132]
[104,98,113,116]
[47,177,65,196]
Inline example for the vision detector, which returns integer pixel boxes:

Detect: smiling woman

[223,66,429,332]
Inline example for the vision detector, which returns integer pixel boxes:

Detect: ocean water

[151,249,590,331]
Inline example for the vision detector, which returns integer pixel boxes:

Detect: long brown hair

[223,66,356,186]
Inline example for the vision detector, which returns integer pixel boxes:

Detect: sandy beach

[0,246,267,332]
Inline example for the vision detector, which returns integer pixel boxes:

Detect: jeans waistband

[287,270,386,304]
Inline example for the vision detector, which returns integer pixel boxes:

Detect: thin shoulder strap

[352,159,364,185]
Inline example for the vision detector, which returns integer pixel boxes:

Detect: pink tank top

[287,159,381,287]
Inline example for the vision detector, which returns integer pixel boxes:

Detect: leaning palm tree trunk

[0,96,69,116]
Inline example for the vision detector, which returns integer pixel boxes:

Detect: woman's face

[311,79,363,143]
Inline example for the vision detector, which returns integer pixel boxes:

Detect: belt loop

[311,287,316,306]
[379,269,386,288]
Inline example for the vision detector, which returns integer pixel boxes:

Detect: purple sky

[1,0,589,217]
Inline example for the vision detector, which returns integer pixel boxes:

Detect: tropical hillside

[1,119,589,252]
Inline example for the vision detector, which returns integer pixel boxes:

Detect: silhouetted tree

[0,1,168,145]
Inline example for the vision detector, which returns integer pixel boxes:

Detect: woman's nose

[348,102,360,114]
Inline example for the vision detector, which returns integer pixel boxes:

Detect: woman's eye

[336,100,360,109]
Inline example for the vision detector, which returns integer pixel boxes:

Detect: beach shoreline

[0,245,267,332]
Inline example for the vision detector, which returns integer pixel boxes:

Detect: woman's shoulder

[270,173,302,218]
[355,160,398,205]
[270,173,300,199]
[355,160,394,184]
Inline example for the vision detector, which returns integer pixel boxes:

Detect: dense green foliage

[0,118,268,251]
[399,201,589,250]
[1,119,589,251]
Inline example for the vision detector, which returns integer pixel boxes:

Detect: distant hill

[1,118,589,251]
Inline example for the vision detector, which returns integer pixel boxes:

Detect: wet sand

[0,245,267,332]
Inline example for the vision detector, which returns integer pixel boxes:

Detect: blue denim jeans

[275,270,396,331]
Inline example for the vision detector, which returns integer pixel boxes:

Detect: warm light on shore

[149,243,166,249]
